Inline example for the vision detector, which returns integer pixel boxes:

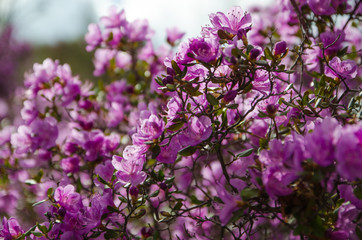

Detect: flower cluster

[0,1,361,239]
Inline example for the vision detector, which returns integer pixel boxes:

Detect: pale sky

[7,0,272,45]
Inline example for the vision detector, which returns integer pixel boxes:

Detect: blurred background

[0,0,272,90]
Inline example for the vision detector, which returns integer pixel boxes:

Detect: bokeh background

[0,0,272,88]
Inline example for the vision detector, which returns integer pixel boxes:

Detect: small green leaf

[190,195,203,204]
[168,121,185,132]
[107,205,120,213]
[178,146,196,157]
[150,190,160,198]
[353,187,362,200]
[240,188,259,200]
[32,199,47,207]
[255,60,269,67]
[104,230,120,240]
[236,149,254,158]
[151,145,161,159]
[206,93,219,106]
[171,60,182,75]
[173,200,183,211]
[226,104,239,109]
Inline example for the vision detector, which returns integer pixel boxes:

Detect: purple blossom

[335,124,362,181]
[85,23,102,52]
[320,31,345,56]
[188,38,219,63]
[0,217,24,240]
[208,6,252,36]
[308,0,335,15]
[132,114,164,145]
[126,19,154,42]
[54,185,82,213]
[156,137,182,164]
[179,116,212,147]
[325,56,358,80]
[61,156,80,174]
[304,117,339,167]
[112,155,146,186]
[223,90,238,102]
[166,27,185,46]
[273,41,287,56]
[100,7,127,29]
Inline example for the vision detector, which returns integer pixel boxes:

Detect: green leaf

[255,60,269,67]
[190,195,203,204]
[104,230,120,240]
[240,188,259,200]
[165,176,175,184]
[107,205,120,213]
[37,224,48,234]
[150,190,160,198]
[168,121,185,132]
[356,226,362,240]
[178,146,196,157]
[96,174,109,185]
[166,84,176,91]
[226,104,239,109]
[353,187,362,200]
[264,47,273,60]
[206,93,219,106]
[171,60,182,75]
[173,200,183,211]
[259,138,269,149]
[32,199,47,207]
[30,232,43,237]
[236,149,254,158]
[47,188,53,198]
[151,145,161,159]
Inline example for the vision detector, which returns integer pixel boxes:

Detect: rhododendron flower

[112,155,146,186]
[54,185,82,213]
[61,156,80,174]
[166,26,185,46]
[156,137,182,164]
[126,19,154,42]
[132,114,164,145]
[0,217,24,240]
[188,38,219,63]
[100,7,127,29]
[273,41,287,56]
[320,30,345,56]
[305,117,339,167]
[85,23,102,51]
[208,6,252,36]
[179,115,212,146]
[325,56,358,80]
[308,0,335,15]
[335,124,362,181]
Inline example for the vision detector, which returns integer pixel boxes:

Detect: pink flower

[308,0,335,15]
[85,24,102,52]
[179,116,212,147]
[325,56,358,80]
[209,6,252,36]
[112,155,146,186]
[0,217,24,240]
[166,27,185,46]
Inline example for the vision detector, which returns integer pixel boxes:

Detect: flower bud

[249,48,261,60]
[273,41,287,56]
[162,76,174,86]
[223,90,238,103]
[130,186,139,198]
[266,104,278,118]
[159,182,168,190]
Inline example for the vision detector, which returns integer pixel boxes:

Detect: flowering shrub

[0,1,361,239]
